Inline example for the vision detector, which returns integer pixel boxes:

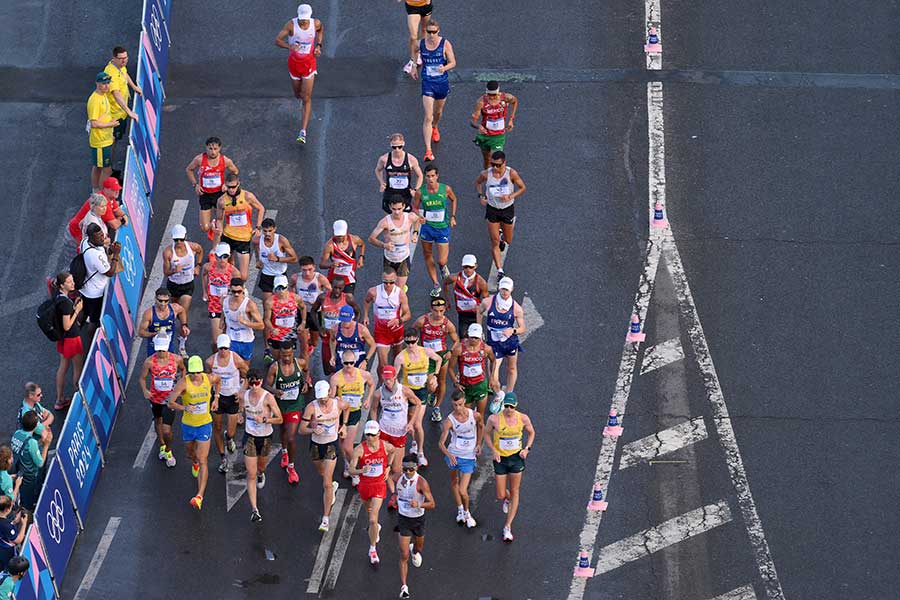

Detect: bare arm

[243,300,266,331]
[410,155,424,190]
[508,168,526,201]
[445,184,458,227]
[280,236,299,264]
[275,21,296,49]
[442,40,457,72]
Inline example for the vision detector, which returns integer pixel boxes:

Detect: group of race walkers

[8,1,540,598]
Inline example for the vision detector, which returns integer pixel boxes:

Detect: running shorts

[230,340,254,361]
[487,334,522,359]
[358,478,387,501]
[198,192,220,211]
[309,440,338,461]
[166,278,195,299]
[379,431,406,450]
[374,323,404,347]
[485,204,515,224]
[405,1,433,17]
[419,223,450,244]
[493,451,525,475]
[214,394,239,415]
[288,54,317,80]
[221,235,251,255]
[422,79,450,100]
[444,454,476,474]
[149,401,176,426]
[56,336,84,359]
[243,434,272,458]
[383,256,411,277]
[474,133,506,153]
[91,145,111,168]
[395,514,426,537]
[182,423,212,443]
[463,379,489,406]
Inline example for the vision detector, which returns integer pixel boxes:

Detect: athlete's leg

[319,458,337,516]
[406,14,422,61]
[341,426,358,467]
[435,241,450,281]
[434,362,449,409]
[366,498,384,546]
[282,420,299,466]
[481,149,492,170]
[500,220,515,247]
[458,471,473,513]
[235,253,250,282]
[300,76,316,132]
[432,98,447,134]
[209,317,222,353]
[195,440,211,496]
[505,353,519,392]
[505,471,523,529]
[449,469,462,507]
[387,449,402,496]
[161,423,173,450]
[421,241,438,285]
[153,415,167,449]
[412,403,426,456]
[494,472,509,502]
[226,413,239,445]
[421,95,436,155]
[476,394,489,418]
[398,532,412,586]
[390,342,405,367]
[184,440,196,468]
[199,208,212,234]
[375,346,391,382]
[492,356,505,392]
[245,453,259,510]
[212,413,225,456]
[487,221,503,271]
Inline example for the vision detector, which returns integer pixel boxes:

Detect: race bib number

[423,338,443,351]
[376,306,396,321]
[343,393,362,409]
[186,401,208,415]
[333,262,352,275]
[153,378,174,392]
[425,209,445,222]
[456,436,475,449]
[201,173,222,188]
[462,363,482,378]
[407,373,427,387]
[426,65,442,77]
[456,297,477,311]
[323,317,339,330]
[275,315,295,328]
[388,175,409,189]
[486,117,505,132]
[363,462,384,477]
[490,328,509,342]
[499,436,521,452]
[210,284,228,297]
[228,212,248,227]
[297,41,312,54]
[281,387,299,401]
[489,184,511,199]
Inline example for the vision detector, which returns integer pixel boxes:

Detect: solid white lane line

[321,494,363,592]
[73,516,122,600]
[306,489,346,594]
[618,417,708,470]
[709,585,759,600]
[645,0,663,71]
[132,427,158,470]
[594,500,733,575]
[640,337,684,374]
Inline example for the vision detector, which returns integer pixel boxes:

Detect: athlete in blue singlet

[329,305,376,369]
[138,288,189,357]
[478,277,525,392]
[410,19,456,162]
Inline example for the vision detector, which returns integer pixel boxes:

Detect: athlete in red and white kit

[442,254,489,337]
[371,365,421,510]
[349,420,398,566]
[201,243,237,353]
[275,4,323,144]
[363,267,411,379]
[184,137,239,238]
[319,219,366,294]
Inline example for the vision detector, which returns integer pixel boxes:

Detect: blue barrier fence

[15,1,172,595]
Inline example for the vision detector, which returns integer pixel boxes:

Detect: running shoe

[158,446,168,461]
[319,516,330,532]
[440,264,451,280]
[297,129,307,144]
[343,463,350,479]
[456,507,466,524]
[331,481,339,506]
[496,269,506,281]
[423,150,435,162]
[191,462,200,478]
[179,347,189,360]
[287,465,300,484]
[351,475,360,487]
[431,126,440,143]
[430,283,441,297]
[257,473,266,489]
[399,585,410,599]
[410,543,422,567]
[418,454,428,467]
[207,220,217,241]
[280,449,289,469]
[388,493,398,510]
[53,398,71,410]
[218,457,229,474]
[264,347,274,365]
[369,548,380,565]
[465,511,477,528]
[502,526,514,542]
[190,495,203,511]
[410,441,418,456]
[250,509,262,523]
[403,60,415,74]
[226,437,236,454]
[165,451,176,468]
[502,498,510,514]
[430,406,442,422]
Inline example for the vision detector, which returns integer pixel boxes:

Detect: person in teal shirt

[10,412,48,510]
[0,556,30,599]
[0,448,17,504]
[16,383,53,445]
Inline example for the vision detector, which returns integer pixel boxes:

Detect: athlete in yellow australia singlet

[167,356,221,511]
[330,350,376,485]
[394,328,442,467]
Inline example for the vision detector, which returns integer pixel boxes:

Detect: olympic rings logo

[149,6,163,52]
[45,489,65,544]
[121,235,137,286]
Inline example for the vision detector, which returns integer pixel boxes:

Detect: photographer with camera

[78,222,121,340]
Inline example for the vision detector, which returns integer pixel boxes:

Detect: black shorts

[383,256,411,277]
[208,311,223,319]
[166,279,195,299]
[382,190,413,213]
[305,311,319,332]
[198,192,220,211]
[458,312,477,338]
[214,394,239,415]
[485,204,515,225]
[346,410,361,427]
[343,282,356,294]
[113,118,128,141]
[149,401,176,426]
[395,514,426,537]
[404,1,433,17]
[222,235,251,255]
[258,273,275,293]
[243,434,272,458]
[309,440,338,461]
[80,294,104,324]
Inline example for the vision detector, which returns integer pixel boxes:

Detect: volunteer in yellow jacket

[167,356,222,511]
[104,46,142,165]
[483,392,534,543]
[87,71,119,191]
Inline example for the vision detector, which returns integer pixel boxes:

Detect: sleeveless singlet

[419,37,448,83]
[458,341,487,386]
[486,295,516,343]
[419,183,450,229]
[453,273,480,313]
[493,411,524,457]
[335,323,365,362]
[421,316,448,355]
[360,440,388,482]
[222,191,253,242]
[480,94,509,137]
[275,359,305,413]
[295,274,322,308]
[320,293,348,332]
[207,260,234,313]
[327,237,357,284]
[289,17,316,57]
[397,472,425,518]
[259,234,287,276]
[149,352,177,404]
[269,293,298,340]
[378,383,409,437]
[198,153,225,194]
[336,368,365,412]
[373,284,401,327]
[401,348,430,390]
[311,399,340,445]
[223,296,254,343]
[385,152,412,192]
[181,374,212,427]
[382,212,412,262]
[243,389,273,437]
[168,242,196,285]
[212,351,241,396]
[483,166,514,210]
[147,304,177,355]
[448,408,477,459]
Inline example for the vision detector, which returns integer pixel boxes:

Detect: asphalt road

[1,0,898,599]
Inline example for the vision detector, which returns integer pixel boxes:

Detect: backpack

[36,296,62,341]
[70,245,100,290]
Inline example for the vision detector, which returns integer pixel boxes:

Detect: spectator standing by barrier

[10,412,49,510]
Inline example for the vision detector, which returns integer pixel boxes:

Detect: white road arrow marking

[640,337,684,374]
[618,417,708,470]
[518,295,545,344]
[225,442,283,512]
[708,585,759,600]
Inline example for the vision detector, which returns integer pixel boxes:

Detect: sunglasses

[225,185,239,190]
[230,289,244,295]
[491,162,504,167]
[402,466,417,472]
[431,301,446,306]
[391,145,404,149]
[462,265,475,269]
[35,391,43,397]
[342,360,356,366]
[426,29,439,34]
[382,280,396,285]
[365,433,377,437]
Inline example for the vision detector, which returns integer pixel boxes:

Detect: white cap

[498,276,514,290]
[214,243,231,257]
[461,254,477,267]
[314,380,330,398]
[467,323,483,338]
[297,3,313,20]
[216,333,231,349]
[273,275,289,289]
[153,334,170,351]
[332,219,348,236]
[171,224,187,239]
[364,420,380,435]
